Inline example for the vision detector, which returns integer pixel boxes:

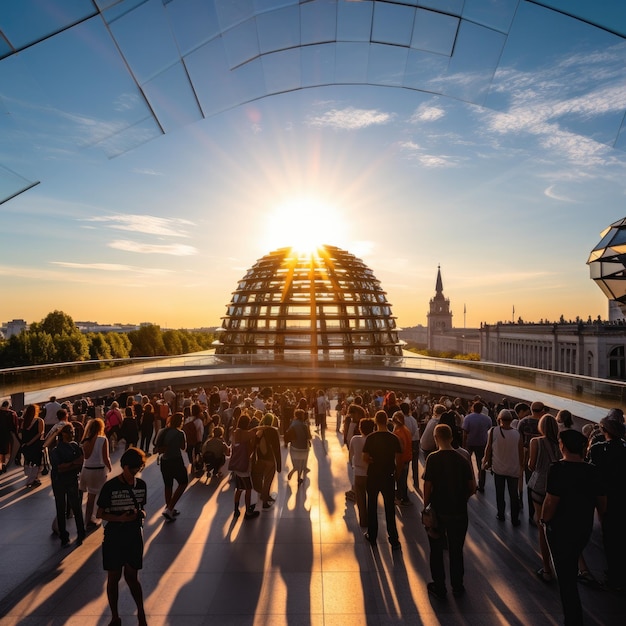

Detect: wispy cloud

[308,107,394,130]
[50,262,172,275]
[410,104,445,123]
[83,214,193,237]
[109,239,198,256]
[544,185,577,202]
[398,141,458,168]
[132,168,162,176]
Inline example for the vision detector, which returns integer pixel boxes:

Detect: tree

[104,332,131,359]
[88,333,113,361]
[128,325,166,357]
[38,310,79,336]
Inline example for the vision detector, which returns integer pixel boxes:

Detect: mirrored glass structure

[588,218,626,315]
[215,245,403,361]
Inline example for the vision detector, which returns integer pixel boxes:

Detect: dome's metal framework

[215,245,403,361]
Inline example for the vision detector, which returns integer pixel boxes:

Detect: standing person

[588,415,626,591]
[229,413,260,520]
[462,401,492,493]
[96,447,147,626]
[49,424,86,547]
[423,424,476,599]
[392,411,413,506]
[21,404,44,488]
[541,430,606,626]
[349,418,375,529]
[119,406,140,450]
[154,412,188,522]
[254,414,282,510]
[0,400,18,473]
[79,417,111,532]
[527,413,561,581]
[139,402,154,456]
[420,404,446,460]
[362,410,402,550]
[400,402,421,496]
[105,402,123,452]
[43,396,63,435]
[315,389,330,438]
[285,409,311,486]
[482,410,523,526]
[518,401,545,518]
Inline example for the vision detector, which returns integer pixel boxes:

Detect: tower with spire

[427,265,453,349]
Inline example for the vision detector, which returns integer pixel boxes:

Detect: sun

[264,196,347,254]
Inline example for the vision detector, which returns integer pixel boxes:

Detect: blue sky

[1,1,626,330]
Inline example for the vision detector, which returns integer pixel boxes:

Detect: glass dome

[215,245,403,361]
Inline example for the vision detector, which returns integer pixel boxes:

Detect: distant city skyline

[1,4,624,330]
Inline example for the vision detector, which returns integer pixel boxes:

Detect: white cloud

[544,185,576,202]
[109,239,198,256]
[83,214,193,237]
[398,141,457,168]
[132,168,162,176]
[308,107,394,130]
[410,105,445,123]
[50,262,172,275]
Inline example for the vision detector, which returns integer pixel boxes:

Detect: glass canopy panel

[371,2,415,47]
[368,44,408,87]
[253,0,299,13]
[403,48,450,91]
[186,38,242,116]
[165,0,221,56]
[0,35,13,60]
[616,118,626,152]
[443,20,506,105]
[301,43,335,88]
[462,0,518,35]
[231,57,268,103]
[536,0,626,38]
[418,0,463,16]
[96,115,163,157]
[107,0,181,84]
[301,0,337,46]
[222,18,260,69]
[262,48,301,95]
[337,0,372,43]
[411,8,459,56]
[335,42,369,84]
[0,0,96,50]
[256,6,300,54]
[214,0,255,31]
[142,61,203,133]
[99,0,150,22]
[12,18,159,152]
[0,164,39,206]
[591,230,617,251]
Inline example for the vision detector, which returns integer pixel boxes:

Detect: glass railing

[2,351,625,412]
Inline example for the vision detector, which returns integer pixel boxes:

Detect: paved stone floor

[0,424,622,625]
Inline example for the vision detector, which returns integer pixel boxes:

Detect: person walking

[96,447,148,626]
[253,413,282,509]
[79,417,111,532]
[154,412,188,522]
[392,411,413,506]
[462,401,492,492]
[482,410,523,526]
[423,424,476,599]
[21,404,44,488]
[229,413,260,520]
[49,423,86,547]
[362,410,402,550]
[285,409,311,486]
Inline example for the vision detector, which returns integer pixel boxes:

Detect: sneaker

[262,501,274,510]
[172,509,181,517]
[162,510,176,522]
[496,514,505,521]
[233,508,241,519]
[427,582,447,600]
[244,510,260,519]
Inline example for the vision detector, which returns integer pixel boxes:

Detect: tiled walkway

[0,425,622,625]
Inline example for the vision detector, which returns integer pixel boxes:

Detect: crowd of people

[1,385,624,626]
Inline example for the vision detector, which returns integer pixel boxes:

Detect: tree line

[0,311,216,367]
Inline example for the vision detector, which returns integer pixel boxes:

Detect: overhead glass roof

[1,0,625,204]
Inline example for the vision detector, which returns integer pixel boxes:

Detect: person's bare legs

[167,483,186,511]
[533,501,552,576]
[106,569,123,625]
[85,492,97,524]
[123,564,146,626]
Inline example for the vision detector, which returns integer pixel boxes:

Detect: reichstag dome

[215,245,403,360]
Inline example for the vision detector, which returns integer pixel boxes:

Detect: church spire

[435,264,443,295]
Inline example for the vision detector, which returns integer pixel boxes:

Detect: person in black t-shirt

[423,424,475,599]
[97,447,147,626]
[542,430,605,626]
[362,410,402,550]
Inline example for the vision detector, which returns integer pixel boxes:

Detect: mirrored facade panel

[166,0,221,56]
[411,8,459,56]
[222,18,260,69]
[371,2,415,47]
[301,0,337,46]
[256,5,300,54]
[337,0,373,43]
[462,0,518,35]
